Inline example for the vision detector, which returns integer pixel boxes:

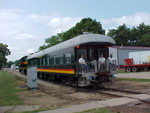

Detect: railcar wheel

[132,67,137,72]
[144,67,148,71]
[125,67,131,72]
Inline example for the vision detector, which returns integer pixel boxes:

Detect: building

[109,46,150,68]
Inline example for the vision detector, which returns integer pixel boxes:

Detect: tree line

[108,23,150,46]
[39,18,150,51]
[1,18,150,67]
[0,43,11,69]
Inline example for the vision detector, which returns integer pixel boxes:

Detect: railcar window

[31,60,33,66]
[33,60,34,65]
[37,59,40,65]
[50,57,54,65]
[43,58,45,65]
[45,57,47,65]
[98,49,107,58]
[35,59,37,65]
[65,53,71,64]
[60,55,64,64]
[77,49,87,61]
[88,48,94,61]
[55,55,64,64]
[40,59,43,65]
[47,57,50,65]
[55,56,60,64]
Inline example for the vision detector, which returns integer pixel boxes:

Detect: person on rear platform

[98,54,106,71]
[108,54,116,70]
[79,55,89,72]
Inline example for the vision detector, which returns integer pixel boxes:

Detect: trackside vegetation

[0,71,24,106]
[118,78,150,82]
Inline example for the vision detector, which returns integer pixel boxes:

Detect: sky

[0,0,150,61]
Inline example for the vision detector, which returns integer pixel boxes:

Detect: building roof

[111,46,150,50]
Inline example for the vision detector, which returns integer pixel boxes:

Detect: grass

[118,69,126,73]
[0,71,25,106]
[74,108,116,113]
[118,78,150,82]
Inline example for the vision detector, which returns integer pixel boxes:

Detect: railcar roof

[28,33,115,59]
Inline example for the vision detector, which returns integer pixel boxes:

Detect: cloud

[48,17,82,35]
[27,48,35,54]
[28,14,82,35]
[13,33,37,40]
[0,9,21,20]
[101,12,150,28]
[28,14,50,23]
[0,9,82,61]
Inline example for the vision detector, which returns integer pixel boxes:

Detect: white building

[109,46,150,68]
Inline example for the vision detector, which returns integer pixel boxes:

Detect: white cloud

[48,17,82,35]
[101,12,150,28]
[27,48,35,54]
[28,14,50,23]
[0,9,82,61]
[28,13,82,35]
[13,33,37,40]
[0,9,21,20]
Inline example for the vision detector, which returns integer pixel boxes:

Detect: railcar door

[98,48,108,58]
[76,48,87,61]
[75,47,97,73]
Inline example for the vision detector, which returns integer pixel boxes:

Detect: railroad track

[6,69,150,105]
[96,88,150,105]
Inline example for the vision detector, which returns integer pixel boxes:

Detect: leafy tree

[0,43,11,69]
[15,60,19,66]
[6,61,14,68]
[0,43,11,56]
[39,18,105,50]
[137,33,150,46]
[61,18,105,41]
[107,23,150,47]
[135,23,150,46]
[0,54,5,68]
[108,24,131,46]
[39,44,49,51]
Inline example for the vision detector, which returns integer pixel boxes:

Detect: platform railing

[76,60,117,74]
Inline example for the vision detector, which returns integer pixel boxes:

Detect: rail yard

[1,69,150,113]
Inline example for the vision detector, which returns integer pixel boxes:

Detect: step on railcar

[27,33,117,87]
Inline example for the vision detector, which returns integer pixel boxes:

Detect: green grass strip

[0,71,24,106]
[118,78,150,82]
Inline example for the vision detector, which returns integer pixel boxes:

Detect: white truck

[124,51,150,72]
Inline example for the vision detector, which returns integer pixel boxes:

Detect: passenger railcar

[28,33,117,86]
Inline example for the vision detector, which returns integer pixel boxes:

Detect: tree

[6,61,14,68]
[137,33,150,46]
[107,23,150,47]
[61,18,105,41]
[135,23,150,46]
[0,43,11,69]
[39,18,105,50]
[108,24,131,46]
[0,53,5,69]
[15,60,19,66]
[0,43,11,56]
